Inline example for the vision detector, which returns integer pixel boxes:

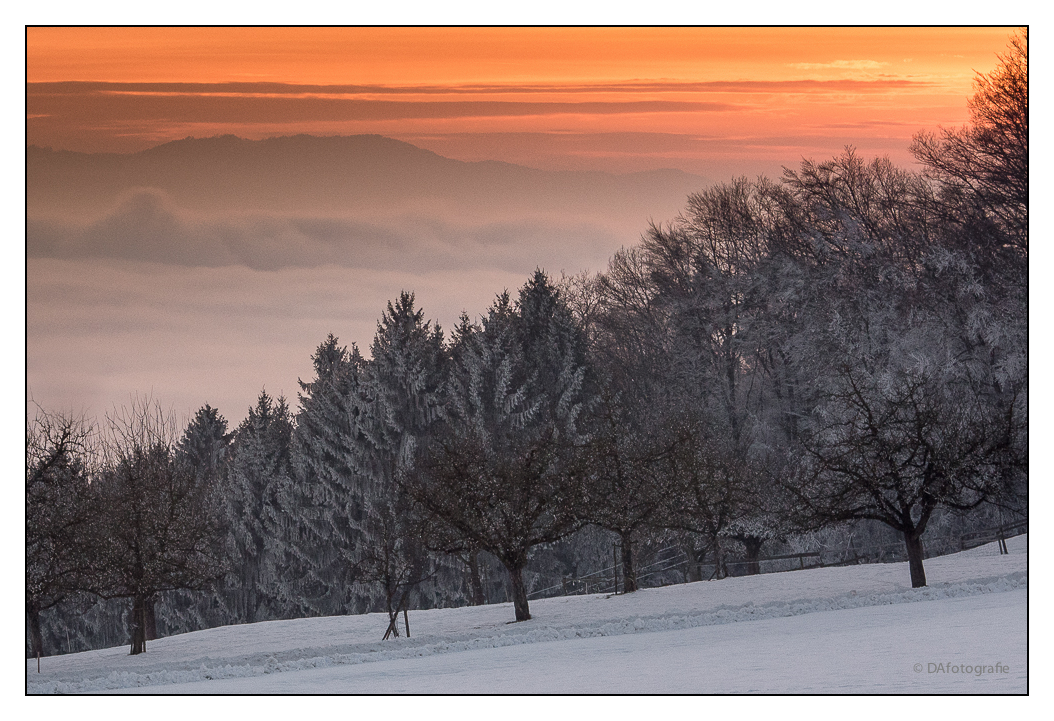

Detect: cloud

[787,60,890,71]
[28,188,631,275]
[27,258,532,424]
[28,78,927,98]
[28,89,738,125]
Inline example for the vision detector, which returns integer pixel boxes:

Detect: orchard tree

[580,388,676,592]
[94,400,223,654]
[779,142,1023,588]
[407,273,593,621]
[793,354,1007,587]
[26,407,98,659]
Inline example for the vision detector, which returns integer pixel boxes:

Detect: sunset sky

[28,27,1013,175]
[25,27,1023,425]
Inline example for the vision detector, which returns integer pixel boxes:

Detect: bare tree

[791,358,1007,587]
[911,30,1027,249]
[353,496,430,639]
[93,399,223,654]
[26,406,98,659]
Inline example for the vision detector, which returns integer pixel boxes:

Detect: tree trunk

[506,563,531,621]
[466,551,486,606]
[145,596,158,641]
[619,532,638,593]
[684,546,703,582]
[27,602,44,660]
[130,595,148,655]
[904,531,927,588]
[742,537,764,576]
[382,577,399,639]
[711,537,728,579]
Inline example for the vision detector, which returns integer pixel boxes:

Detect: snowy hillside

[27,536,1027,694]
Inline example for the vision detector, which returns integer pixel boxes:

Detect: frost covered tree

[360,292,447,486]
[26,407,98,659]
[294,335,371,616]
[177,404,231,488]
[578,387,676,592]
[353,492,431,638]
[356,293,448,625]
[92,400,223,654]
[221,391,299,622]
[911,30,1027,250]
[911,32,1028,511]
[406,272,593,621]
[779,143,1024,588]
[591,179,800,573]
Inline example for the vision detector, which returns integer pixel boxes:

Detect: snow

[27,535,1027,694]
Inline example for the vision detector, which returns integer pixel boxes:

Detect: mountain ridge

[27,133,708,224]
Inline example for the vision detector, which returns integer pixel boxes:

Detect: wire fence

[526,517,1028,602]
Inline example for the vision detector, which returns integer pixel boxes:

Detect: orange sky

[26,27,1018,175]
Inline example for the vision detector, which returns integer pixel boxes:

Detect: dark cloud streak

[28,93,738,125]
[28,78,934,97]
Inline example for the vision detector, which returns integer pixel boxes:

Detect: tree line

[27,32,1026,656]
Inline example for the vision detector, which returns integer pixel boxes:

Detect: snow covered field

[27,535,1027,694]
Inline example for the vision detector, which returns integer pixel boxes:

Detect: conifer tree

[357,293,448,626]
[294,335,371,616]
[222,391,298,622]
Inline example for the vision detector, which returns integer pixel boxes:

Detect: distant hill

[27,134,707,227]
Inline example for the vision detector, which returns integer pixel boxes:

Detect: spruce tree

[222,391,298,622]
[293,335,370,616]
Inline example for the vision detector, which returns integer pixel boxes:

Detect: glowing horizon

[27,27,1017,175]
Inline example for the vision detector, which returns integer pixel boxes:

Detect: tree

[294,335,370,616]
[222,391,298,623]
[911,31,1028,510]
[778,148,1023,588]
[177,404,231,488]
[407,272,593,621]
[911,30,1027,249]
[579,387,676,592]
[594,179,800,573]
[353,493,431,639]
[26,407,98,659]
[792,354,1005,588]
[360,292,447,492]
[356,293,448,629]
[93,400,223,654]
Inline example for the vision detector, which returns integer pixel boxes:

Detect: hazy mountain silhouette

[28,134,706,224]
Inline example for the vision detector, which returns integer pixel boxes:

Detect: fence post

[613,542,619,595]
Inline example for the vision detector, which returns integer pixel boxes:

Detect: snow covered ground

[27,535,1027,694]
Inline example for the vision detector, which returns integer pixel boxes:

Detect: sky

[24,26,1022,427]
[27,27,1013,175]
